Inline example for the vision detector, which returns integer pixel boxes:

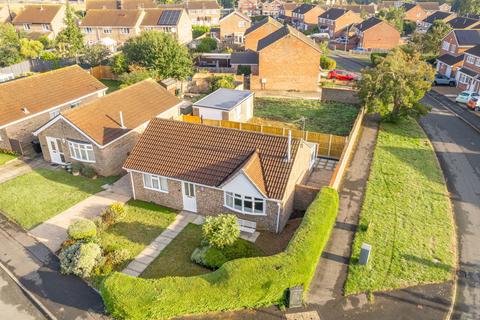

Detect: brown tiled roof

[123,118,301,200]
[185,1,220,10]
[281,2,298,10]
[81,9,143,27]
[62,79,181,145]
[86,0,156,10]
[0,65,106,128]
[140,8,183,26]
[417,1,440,11]
[241,151,267,196]
[12,5,62,24]
[86,0,117,10]
[122,0,157,9]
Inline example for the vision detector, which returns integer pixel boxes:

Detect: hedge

[100,187,339,320]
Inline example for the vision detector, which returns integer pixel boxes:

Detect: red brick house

[278,2,298,23]
[123,118,317,233]
[219,11,251,45]
[318,8,362,38]
[292,4,324,31]
[250,25,322,92]
[33,79,182,177]
[354,17,400,50]
[456,45,480,94]
[0,66,106,155]
[244,16,283,51]
[437,30,480,79]
[417,10,456,33]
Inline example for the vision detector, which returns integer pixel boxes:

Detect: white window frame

[143,173,168,193]
[103,28,112,34]
[23,24,30,31]
[466,54,476,64]
[84,27,92,34]
[41,24,50,31]
[49,109,60,119]
[68,141,96,163]
[120,27,130,34]
[476,57,480,67]
[224,191,266,216]
[441,41,450,51]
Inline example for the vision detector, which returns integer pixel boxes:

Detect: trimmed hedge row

[100,187,339,320]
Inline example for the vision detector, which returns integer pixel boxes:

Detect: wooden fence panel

[240,123,262,132]
[220,120,241,129]
[262,126,285,136]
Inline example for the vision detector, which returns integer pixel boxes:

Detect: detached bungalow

[123,118,317,232]
[447,16,480,30]
[193,88,254,121]
[33,79,181,177]
[0,66,106,155]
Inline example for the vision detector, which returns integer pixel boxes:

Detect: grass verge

[345,118,455,294]
[100,79,121,94]
[0,168,117,229]
[254,97,359,136]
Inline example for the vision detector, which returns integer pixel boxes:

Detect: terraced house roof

[124,118,302,200]
[81,9,144,27]
[12,4,62,24]
[140,8,183,26]
[423,11,454,24]
[318,8,348,20]
[60,79,181,145]
[185,1,220,10]
[0,65,106,128]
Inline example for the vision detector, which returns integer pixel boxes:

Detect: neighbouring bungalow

[437,29,480,78]
[85,0,156,10]
[401,3,428,23]
[447,16,480,30]
[417,10,456,33]
[219,11,251,46]
[250,25,322,92]
[354,17,400,50]
[140,8,192,44]
[193,88,254,121]
[318,8,362,38]
[291,4,324,31]
[455,45,480,94]
[244,16,283,51]
[80,9,146,50]
[33,79,182,177]
[12,4,66,40]
[123,118,317,233]
[0,66,106,155]
[185,0,221,27]
[278,2,298,23]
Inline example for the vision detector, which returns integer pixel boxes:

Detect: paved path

[421,93,480,320]
[307,115,378,304]
[0,157,48,184]
[0,214,106,320]
[123,211,202,277]
[30,175,132,253]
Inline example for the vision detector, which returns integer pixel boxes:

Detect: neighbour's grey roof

[465,45,480,57]
[355,17,382,32]
[436,53,464,65]
[448,16,479,29]
[257,24,321,52]
[454,29,480,46]
[244,16,282,36]
[193,88,253,110]
[231,50,259,65]
[423,11,452,24]
[401,3,417,11]
[292,3,314,14]
[318,8,347,20]
[459,67,479,78]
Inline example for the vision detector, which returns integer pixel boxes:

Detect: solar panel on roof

[158,10,181,26]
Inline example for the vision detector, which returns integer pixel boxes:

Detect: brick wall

[360,21,400,50]
[294,184,320,211]
[251,35,321,92]
[219,13,251,41]
[333,11,362,38]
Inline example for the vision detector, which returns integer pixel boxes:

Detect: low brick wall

[320,87,360,104]
[294,184,321,211]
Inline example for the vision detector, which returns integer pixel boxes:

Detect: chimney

[119,111,126,129]
[287,130,292,162]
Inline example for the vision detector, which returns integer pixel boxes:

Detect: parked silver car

[433,74,456,86]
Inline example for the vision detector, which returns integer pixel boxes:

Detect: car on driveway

[456,91,479,104]
[327,69,357,81]
[467,97,480,111]
[433,74,456,86]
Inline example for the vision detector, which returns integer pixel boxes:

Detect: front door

[46,136,65,164]
[182,182,197,212]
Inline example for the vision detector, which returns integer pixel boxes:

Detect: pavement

[421,92,480,320]
[0,213,106,320]
[30,175,132,253]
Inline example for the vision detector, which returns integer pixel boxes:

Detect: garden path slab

[30,175,132,253]
[0,157,48,184]
[123,211,199,277]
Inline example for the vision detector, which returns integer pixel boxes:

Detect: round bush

[202,214,240,249]
[67,219,97,240]
[320,55,336,70]
[59,242,102,278]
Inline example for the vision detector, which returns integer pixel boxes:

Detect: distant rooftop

[193,88,253,111]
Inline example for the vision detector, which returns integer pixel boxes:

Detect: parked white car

[456,91,479,104]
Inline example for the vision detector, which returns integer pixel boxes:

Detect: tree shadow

[402,254,452,273]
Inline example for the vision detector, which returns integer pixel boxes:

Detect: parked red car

[327,69,357,81]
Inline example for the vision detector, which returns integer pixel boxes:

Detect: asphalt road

[328,51,370,73]
[420,93,480,320]
[0,267,46,320]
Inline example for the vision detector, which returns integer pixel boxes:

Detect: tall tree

[55,4,84,58]
[452,0,480,16]
[357,48,434,121]
[411,20,452,55]
[376,7,405,33]
[19,38,44,59]
[80,43,110,67]
[122,31,193,80]
[0,24,22,67]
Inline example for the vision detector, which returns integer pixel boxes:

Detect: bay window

[68,141,95,163]
[225,192,265,215]
[143,173,168,192]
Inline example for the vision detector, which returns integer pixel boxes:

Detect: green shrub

[196,37,217,53]
[371,52,388,66]
[209,75,236,92]
[236,65,251,75]
[100,187,339,320]
[202,214,240,249]
[71,162,84,174]
[59,242,102,278]
[67,219,97,240]
[192,26,210,39]
[320,56,336,70]
[81,165,97,178]
[99,202,126,228]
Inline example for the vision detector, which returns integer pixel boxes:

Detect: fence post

[328,134,333,157]
[240,122,242,130]
[261,125,263,133]
[282,128,286,136]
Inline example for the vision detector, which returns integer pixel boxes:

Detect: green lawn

[254,97,359,136]
[0,168,117,229]
[0,152,16,166]
[140,224,264,278]
[99,200,176,271]
[345,118,455,294]
[100,79,121,94]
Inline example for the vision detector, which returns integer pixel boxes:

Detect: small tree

[0,24,22,67]
[209,75,235,92]
[80,43,110,67]
[119,65,156,88]
[196,37,217,53]
[19,38,44,59]
[320,55,336,70]
[111,53,128,74]
[55,4,84,58]
[358,48,434,121]
[411,20,452,56]
[202,214,240,249]
[452,0,480,16]
[192,26,210,39]
[376,7,405,32]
